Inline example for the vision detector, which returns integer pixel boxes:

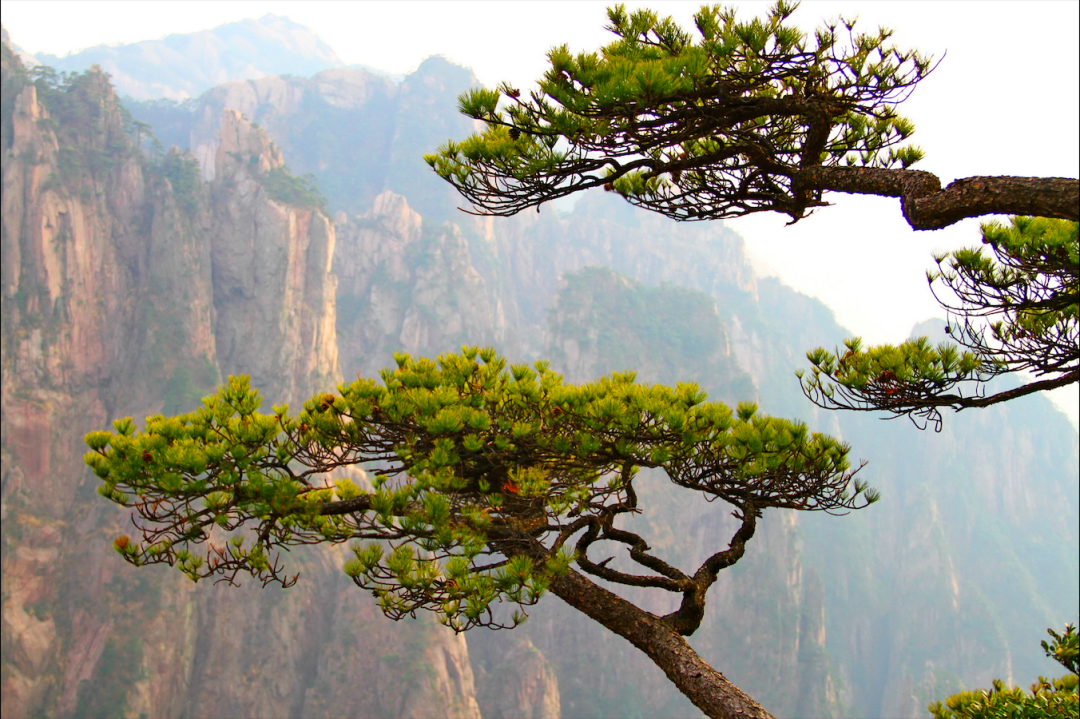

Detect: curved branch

[662,508,758,637]
[604,524,693,584]
[576,519,688,592]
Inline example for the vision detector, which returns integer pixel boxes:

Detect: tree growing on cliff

[86,348,877,719]
[424,1,1079,426]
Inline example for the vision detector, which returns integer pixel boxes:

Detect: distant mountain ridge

[29,14,400,101]
[120,55,480,221]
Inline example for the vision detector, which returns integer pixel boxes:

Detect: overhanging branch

[799,168,1080,229]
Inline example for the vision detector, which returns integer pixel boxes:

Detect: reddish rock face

[0,47,481,719]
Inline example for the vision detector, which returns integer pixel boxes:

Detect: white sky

[3,0,1077,425]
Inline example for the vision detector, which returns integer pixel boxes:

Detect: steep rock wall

[210,108,338,405]
[1,46,481,719]
[334,191,497,377]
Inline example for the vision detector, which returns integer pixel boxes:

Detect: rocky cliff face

[468,631,561,719]
[0,44,481,719]
[135,55,475,222]
[210,108,338,404]
[334,191,498,377]
[186,68,397,190]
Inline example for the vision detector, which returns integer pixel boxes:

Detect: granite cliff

[0,44,486,719]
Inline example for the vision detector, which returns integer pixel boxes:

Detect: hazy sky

[3,0,1077,424]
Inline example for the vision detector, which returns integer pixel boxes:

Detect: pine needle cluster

[799,218,1078,429]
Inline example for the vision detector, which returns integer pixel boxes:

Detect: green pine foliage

[1043,624,1080,677]
[933,217,1078,375]
[85,347,875,632]
[928,675,1078,719]
[261,165,330,217]
[27,65,107,129]
[2,60,143,196]
[425,1,931,220]
[152,149,202,215]
[798,217,1078,428]
[1,42,30,148]
[929,625,1079,719]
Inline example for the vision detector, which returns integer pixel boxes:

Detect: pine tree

[87,348,878,719]
[425,2,1078,426]
[424,3,1077,229]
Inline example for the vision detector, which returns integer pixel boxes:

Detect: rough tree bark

[545,565,776,719]
[797,168,1079,230]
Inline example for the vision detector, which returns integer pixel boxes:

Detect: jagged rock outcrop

[334,191,498,376]
[210,108,338,404]
[127,55,478,221]
[1,43,480,719]
[188,69,397,186]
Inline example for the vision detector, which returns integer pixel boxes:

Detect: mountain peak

[31,15,345,101]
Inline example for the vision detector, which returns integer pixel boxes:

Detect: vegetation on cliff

[548,266,755,403]
[260,165,330,217]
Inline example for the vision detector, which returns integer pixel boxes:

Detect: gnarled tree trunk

[547,567,775,719]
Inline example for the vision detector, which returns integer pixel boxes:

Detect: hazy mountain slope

[122,55,478,220]
[34,15,346,101]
